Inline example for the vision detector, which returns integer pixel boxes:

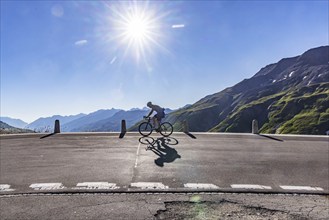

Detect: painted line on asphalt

[131,182,169,189]
[231,184,272,190]
[29,183,65,190]
[0,184,15,192]
[2,182,326,193]
[134,143,141,168]
[74,182,119,190]
[184,183,220,189]
[280,186,324,191]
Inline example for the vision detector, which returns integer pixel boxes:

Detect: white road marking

[131,182,169,189]
[29,183,65,190]
[184,183,220,189]
[231,184,272,190]
[134,143,141,168]
[0,184,15,192]
[5,182,326,192]
[74,182,119,190]
[280,186,324,191]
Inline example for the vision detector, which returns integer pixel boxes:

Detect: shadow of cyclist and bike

[139,136,181,167]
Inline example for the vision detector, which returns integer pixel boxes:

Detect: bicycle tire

[138,122,153,137]
[161,137,178,145]
[160,122,173,137]
[139,137,155,145]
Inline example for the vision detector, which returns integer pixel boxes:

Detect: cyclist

[145,102,165,131]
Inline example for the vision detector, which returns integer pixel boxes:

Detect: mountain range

[73,109,148,132]
[165,46,329,135]
[26,114,86,132]
[61,109,121,132]
[1,108,152,133]
[2,46,328,135]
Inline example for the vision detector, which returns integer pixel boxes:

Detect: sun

[107,1,167,65]
[125,15,149,41]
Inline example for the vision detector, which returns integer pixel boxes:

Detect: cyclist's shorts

[155,112,165,120]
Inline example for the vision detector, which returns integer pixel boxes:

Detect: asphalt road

[1,132,328,194]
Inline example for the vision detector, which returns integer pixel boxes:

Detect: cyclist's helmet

[147,101,152,107]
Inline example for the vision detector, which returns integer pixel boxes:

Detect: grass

[261,84,329,134]
[213,83,329,134]
[277,111,321,134]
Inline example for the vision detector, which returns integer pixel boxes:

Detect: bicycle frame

[144,116,161,126]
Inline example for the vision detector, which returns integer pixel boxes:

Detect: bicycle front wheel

[160,122,173,137]
[138,122,153,137]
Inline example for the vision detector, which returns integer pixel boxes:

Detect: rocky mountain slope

[166,46,329,135]
[0,121,35,134]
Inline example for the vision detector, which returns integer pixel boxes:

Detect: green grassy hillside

[210,83,329,135]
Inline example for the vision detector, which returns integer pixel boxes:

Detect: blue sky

[1,1,328,123]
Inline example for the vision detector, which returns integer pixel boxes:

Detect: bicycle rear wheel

[138,122,153,137]
[160,122,173,137]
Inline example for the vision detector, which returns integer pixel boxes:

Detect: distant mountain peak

[298,45,329,65]
[0,117,28,129]
[129,107,149,111]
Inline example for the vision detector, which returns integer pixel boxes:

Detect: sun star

[108,1,167,65]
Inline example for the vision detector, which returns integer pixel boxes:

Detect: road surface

[1,132,327,194]
[0,132,328,219]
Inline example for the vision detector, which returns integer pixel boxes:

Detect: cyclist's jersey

[150,105,165,119]
[151,104,164,114]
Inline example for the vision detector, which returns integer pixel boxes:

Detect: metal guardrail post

[252,119,259,134]
[119,120,126,138]
[121,120,126,133]
[54,120,60,133]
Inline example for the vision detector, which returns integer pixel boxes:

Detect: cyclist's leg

[153,115,159,129]
[152,116,157,129]
[157,113,164,130]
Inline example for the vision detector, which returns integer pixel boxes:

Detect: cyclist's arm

[146,109,154,117]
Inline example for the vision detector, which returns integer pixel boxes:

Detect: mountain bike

[138,117,173,137]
